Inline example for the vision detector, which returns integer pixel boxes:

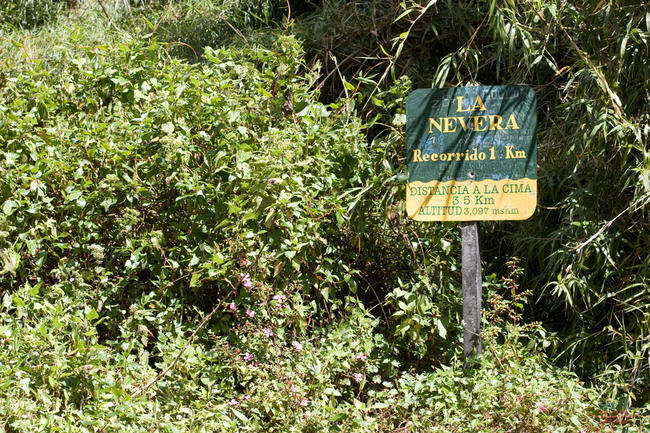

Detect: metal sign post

[405,85,537,365]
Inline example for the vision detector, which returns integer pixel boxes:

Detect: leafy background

[0,0,648,431]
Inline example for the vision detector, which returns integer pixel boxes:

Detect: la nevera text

[412,95,526,163]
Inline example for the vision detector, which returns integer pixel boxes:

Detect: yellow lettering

[472,95,487,111]
[422,152,430,161]
[431,153,438,161]
[472,115,487,131]
[505,114,520,130]
[456,117,468,131]
[505,146,526,159]
[489,115,503,130]
[443,117,457,133]
[413,149,422,162]
[429,117,443,133]
[456,96,470,112]
[458,95,487,112]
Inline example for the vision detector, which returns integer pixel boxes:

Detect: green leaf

[85,308,99,321]
[0,249,20,276]
[231,408,248,422]
[3,200,17,216]
[435,318,447,339]
[190,273,202,288]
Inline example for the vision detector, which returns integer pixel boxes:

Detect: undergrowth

[0,0,649,431]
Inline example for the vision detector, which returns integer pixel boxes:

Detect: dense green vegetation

[0,0,648,431]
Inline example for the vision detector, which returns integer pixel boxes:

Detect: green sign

[406,86,537,221]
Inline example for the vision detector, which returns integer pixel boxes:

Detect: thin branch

[285,0,291,26]
[216,14,250,46]
[575,193,650,257]
[96,0,111,21]
[130,301,221,399]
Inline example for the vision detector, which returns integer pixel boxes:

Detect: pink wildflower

[357,353,367,361]
[353,372,363,383]
[242,395,251,401]
[262,327,273,338]
[246,308,255,318]
[299,398,308,407]
[240,258,250,267]
[535,402,548,412]
[273,293,286,304]
[228,399,238,406]
[240,273,253,289]
[243,352,253,361]
[229,302,237,311]
[292,341,303,352]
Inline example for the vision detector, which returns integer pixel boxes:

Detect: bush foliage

[1,0,649,431]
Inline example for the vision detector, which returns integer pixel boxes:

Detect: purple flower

[298,398,308,407]
[242,395,250,401]
[262,328,273,338]
[292,341,303,352]
[229,302,237,311]
[240,273,253,289]
[357,353,367,361]
[273,293,286,304]
[243,352,253,361]
[246,308,255,318]
[228,398,238,406]
[353,372,363,383]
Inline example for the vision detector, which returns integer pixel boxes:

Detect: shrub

[0,0,76,29]
[2,4,649,431]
